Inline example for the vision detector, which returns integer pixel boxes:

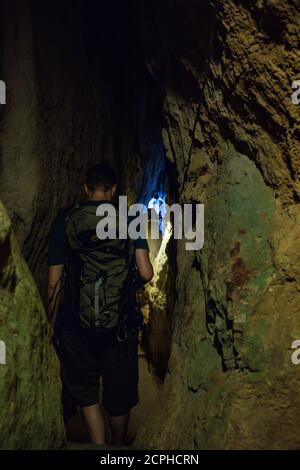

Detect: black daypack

[63,201,143,340]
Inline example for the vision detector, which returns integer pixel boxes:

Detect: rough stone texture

[134,0,300,449]
[1,0,300,451]
[0,0,107,449]
[144,225,175,379]
[0,0,106,295]
[0,201,64,449]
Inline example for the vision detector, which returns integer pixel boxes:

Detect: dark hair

[86,164,117,192]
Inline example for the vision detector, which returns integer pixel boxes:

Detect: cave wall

[1,0,300,451]
[134,0,300,449]
[0,0,108,294]
[0,0,109,448]
[0,202,64,449]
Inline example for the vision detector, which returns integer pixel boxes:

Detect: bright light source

[148,194,166,232]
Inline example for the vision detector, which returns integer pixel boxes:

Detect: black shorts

[57,325,139,417]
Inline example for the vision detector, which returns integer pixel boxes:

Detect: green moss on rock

[0,201,65,449]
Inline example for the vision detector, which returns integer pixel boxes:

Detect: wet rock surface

[1,0,300,450]
[134,0,300,450]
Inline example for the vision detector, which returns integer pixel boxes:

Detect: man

[47,164,153,446]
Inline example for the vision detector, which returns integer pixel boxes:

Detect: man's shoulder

[51,206,71,228]
[56,206,72,221]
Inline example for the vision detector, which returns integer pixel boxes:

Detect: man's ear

[112,184,117,196]
[84,184,89,195]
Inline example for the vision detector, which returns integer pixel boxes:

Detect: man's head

[84,164,117,201]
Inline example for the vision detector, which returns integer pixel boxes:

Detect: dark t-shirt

[47,201,149,266]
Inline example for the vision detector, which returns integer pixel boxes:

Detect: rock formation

[0,202,64,449]
[1,0,300,450]
[134,0,300,450]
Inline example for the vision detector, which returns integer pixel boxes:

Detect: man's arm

[135,248,153,282]
[47,264,64,329]
[47,208,68,329]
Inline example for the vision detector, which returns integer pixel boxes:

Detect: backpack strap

[116,237,135,342]
[65,201,84,223]
[116,237,146,342]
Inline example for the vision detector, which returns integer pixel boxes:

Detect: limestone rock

[0,0,107,296]
[134,0,300,450]
[0,201,64,449]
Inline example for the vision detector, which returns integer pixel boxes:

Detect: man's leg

[59,327,106,445]
[109,413,129,446]
[81,403,106,445]
[103,408,114,445]
[102,330,139,446]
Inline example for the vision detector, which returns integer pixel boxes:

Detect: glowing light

[149,221,172,287]
[148,194,166,233]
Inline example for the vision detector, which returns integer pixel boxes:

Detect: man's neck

[88,192,112,202]
[87,197,112,202]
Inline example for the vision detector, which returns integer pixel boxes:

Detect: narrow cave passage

[69,0,174,445]
[1,0,300,452]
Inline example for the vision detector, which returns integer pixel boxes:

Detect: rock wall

[134,0,300,449]
[1,0,300,450]
[0,0,108,449]
[0,202,64,449]
[0,0,107,295]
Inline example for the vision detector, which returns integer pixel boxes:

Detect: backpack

[62,200,143,340]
